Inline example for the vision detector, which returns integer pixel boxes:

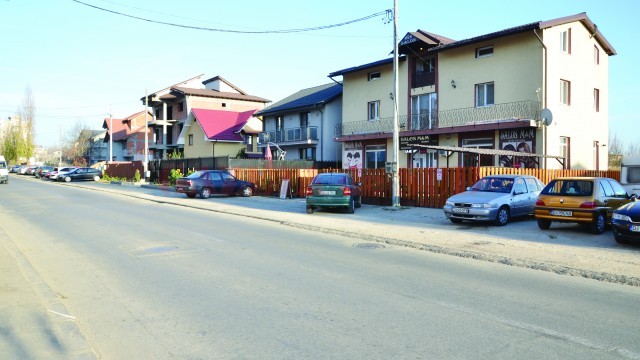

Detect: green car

[305,173,362,214]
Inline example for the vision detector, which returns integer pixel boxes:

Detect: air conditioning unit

[438,150,448,157]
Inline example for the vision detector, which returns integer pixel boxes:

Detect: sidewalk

[85,181,640,286]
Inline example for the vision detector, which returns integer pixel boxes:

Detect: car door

[207,171,224,193]
[220,172,239,194]
[511,177,529,216]
[606,179,633,215]
[523,177,542,214]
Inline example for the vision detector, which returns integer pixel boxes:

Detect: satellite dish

[540,108,553,126]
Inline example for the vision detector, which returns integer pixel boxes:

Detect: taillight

[306,186,313,196]
[343,186,352,196]
[580,202,597,209]
[535,199,545,206]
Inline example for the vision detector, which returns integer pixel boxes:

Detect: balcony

[412,71,436,88]
[259,126,319,145]
[334,101,541,137]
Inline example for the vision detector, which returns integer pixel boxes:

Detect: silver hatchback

[443,175,545,226]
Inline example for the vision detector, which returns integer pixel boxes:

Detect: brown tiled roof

[201,75,247,95]
[172,87,270,103]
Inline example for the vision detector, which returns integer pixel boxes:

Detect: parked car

[535,177,635,234]
[35,165,54,178]
[56,167,102,182]
[443,175,545,226]
[612,200,640,244]
[18,165,30,174]
[0,156,7,184]
[175,170,255,198]
[305,173,362,214]
[9,164,21,173]
[49,167,77,181]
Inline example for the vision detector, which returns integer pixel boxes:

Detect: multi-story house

[255,83,342,164]
[80,129,107,165]
[330,13,614,170]
[103,110,152,161]
[142,75,269,159]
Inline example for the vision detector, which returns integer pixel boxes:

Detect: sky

[0,0,637,149]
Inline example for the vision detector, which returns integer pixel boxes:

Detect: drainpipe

[317,106,324,162]
[162,102,168,159]
[534,29,548,169]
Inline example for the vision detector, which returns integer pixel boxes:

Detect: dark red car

[175,170,255,199]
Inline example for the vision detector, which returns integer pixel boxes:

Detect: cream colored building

[330,13,614,170]
[142,75,269,159]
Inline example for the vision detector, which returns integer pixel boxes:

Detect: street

[2,176,640,359]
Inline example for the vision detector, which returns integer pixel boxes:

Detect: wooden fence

[104,161,620,208]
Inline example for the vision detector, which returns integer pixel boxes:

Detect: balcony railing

[259,126,319,144]
[334,101,541,137]
[438,100,541,128]
[412,71,436,88]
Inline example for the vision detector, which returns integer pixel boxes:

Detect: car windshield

[313,174,347,185]
[541,180,594,196]
[470,177,514,193]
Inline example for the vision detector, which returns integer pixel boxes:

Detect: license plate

[319,190,336,195]
[452,207,469,213]
[631,225,640,232]
[550,210,572,217]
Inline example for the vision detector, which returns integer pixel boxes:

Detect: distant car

[18,165,30,175]
[612,200,640,244]
[49,167,77,181]
[443,175,545,226]
[305,172,362,214]
[35,165,54,178]
[535,177,635,234]
[56,167,102,182]
[9,164,21,173]
[175,170,255,198]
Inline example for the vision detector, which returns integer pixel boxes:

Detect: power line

[72,0,392,34]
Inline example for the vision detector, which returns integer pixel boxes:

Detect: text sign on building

[400,135,437,150]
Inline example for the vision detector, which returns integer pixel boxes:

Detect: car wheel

[450,218,463,224]
[537,219,551,230]
[355,196,362,208]
[200,188,211,199]
[186,193,196,198]
[306,206,314,214]
[346,198,355,214]
[93,175,100,182]
[590,213,606,235]
[614,231,630,244]
[64,176,71,183]
[494,206,510,226]
[242,186,253,197]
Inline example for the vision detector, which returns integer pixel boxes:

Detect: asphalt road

[2,176,640,359]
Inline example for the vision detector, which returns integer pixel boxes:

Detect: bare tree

[18,87,36,161]
[62,120,93,166]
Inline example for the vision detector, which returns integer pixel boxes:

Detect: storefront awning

[412,144,566,168]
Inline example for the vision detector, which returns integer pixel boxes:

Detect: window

[560,136,570,169]
[188,134,193,146]
[299,147,315,160]
[462,138,494,166]
[166,105,173,120]
[475,82,494,107]
[178,102,184,112]
[593,88,600,112]
[368,101,380,120]
[368,71,381,81]
[476,46,494,58]
[560,80,571,105]
[560,28,571,53]
[594,45,600,65]
[300,112,309,128]
[411,93,437,130]
[365,144,386,169]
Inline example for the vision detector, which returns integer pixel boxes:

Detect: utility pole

[144,89,149,182]
[59,122,62,167]
[109,105,113,164]
[391,0,400,207]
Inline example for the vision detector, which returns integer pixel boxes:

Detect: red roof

[102,110,152,142]
[192,108,257,142]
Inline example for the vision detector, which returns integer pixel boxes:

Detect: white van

[620,155,640,196]
[0,156,8,184]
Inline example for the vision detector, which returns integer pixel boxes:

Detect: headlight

[613,213,632,222]
[471,203,493,209]
[445,201,454,206]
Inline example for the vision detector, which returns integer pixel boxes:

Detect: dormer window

[476,46,493,58]
[368,71,381,81]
